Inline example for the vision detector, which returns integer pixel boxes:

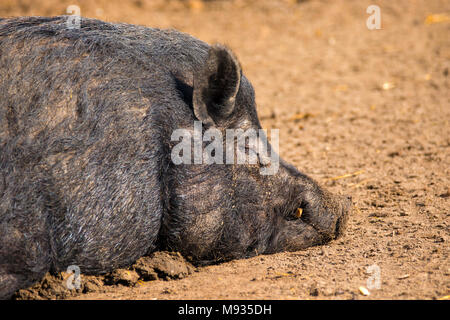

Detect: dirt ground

[2,0,449,300]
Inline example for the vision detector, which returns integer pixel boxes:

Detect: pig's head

[173,44,351,259]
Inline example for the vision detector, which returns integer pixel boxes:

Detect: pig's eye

[289,207,303,220]
[283,205,306,221]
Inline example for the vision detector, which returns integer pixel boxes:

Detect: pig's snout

[299,191,351,243]
[333,195,352,239]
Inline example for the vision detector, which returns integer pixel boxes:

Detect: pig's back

[0,16,209,83]
[0,16,203,141]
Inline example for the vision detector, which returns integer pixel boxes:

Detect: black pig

[0,16,351,299]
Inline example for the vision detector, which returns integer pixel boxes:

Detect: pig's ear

[193,44,241,126]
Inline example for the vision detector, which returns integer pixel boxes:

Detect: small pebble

[359,286,370,296]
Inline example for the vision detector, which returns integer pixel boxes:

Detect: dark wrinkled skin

[0,16,351,299]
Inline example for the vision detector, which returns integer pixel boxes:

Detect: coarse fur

[0,16,351,299]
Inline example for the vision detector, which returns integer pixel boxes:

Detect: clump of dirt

[104,269,141,287]
[13,251,195,300]
[12,273,102,300]
[134,251,196,280]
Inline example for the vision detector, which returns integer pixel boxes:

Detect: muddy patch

[13,251,196,300]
